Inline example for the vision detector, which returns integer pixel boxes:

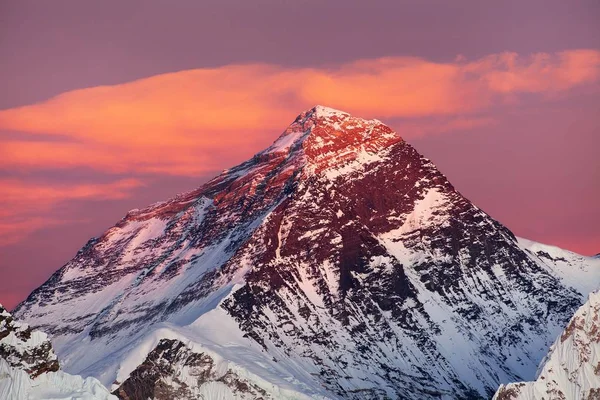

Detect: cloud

[0,49,598,177]
[469,49,600,94]
[1,178,142,205]
[0,139,242,175]
[0,49,599,244]
[0,178,143,246]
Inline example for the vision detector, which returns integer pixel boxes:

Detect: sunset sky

[1,0,599,310]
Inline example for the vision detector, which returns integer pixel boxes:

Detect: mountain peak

[264,105,401,173]
[14,101,600,399]
[309,104,350,118]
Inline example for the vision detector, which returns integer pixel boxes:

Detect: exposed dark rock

[114,339,270,400]
[0,304,59,378]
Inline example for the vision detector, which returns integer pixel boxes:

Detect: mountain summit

[262,105,401,174]
[13,107,600,399]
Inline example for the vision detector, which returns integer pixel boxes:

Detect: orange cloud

[467,49,600,94]
[0,49,598,178]
[1,178,142,205]
[0,140,247,175]
[0,178,143,246]
[1,49,599,246]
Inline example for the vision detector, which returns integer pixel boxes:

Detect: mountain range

[6,106,600,399]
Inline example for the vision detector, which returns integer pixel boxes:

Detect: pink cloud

[0,179,143,246]
[0,49,598,247]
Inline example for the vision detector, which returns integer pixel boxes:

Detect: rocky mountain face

[12,106,600,399]
[115,338,273,400]
[0,304,59,378]
[0,304,115,399]
[494,290,600,400]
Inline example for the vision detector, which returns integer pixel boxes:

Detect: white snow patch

[0,359,116,400]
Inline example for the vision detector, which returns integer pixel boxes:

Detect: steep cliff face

[0,304,115,399]
[13,106,600,399]
[494,290,600,400]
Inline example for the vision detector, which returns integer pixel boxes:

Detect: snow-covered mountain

[494,289,600,400]
[13,106,600,399]
[0,304,115,399]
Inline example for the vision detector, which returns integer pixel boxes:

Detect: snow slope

[13,106,600,399]
[494,289,600,400]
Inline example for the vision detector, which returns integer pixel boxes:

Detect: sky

[1,0,599,310]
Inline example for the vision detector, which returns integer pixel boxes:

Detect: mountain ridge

[494,289,600,399]
[0,304,116,399]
